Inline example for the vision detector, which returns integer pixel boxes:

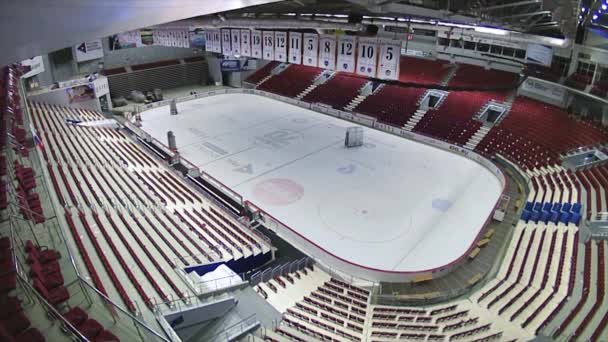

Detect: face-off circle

[253,178,304,206]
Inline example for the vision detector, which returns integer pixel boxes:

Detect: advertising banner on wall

[526,44,553,67]
[110,30,143,50]
[74,40,104,62]
[189,27,206,48]
[19,56,45,78]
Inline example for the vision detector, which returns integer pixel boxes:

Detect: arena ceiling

[0,0,281,66]
[221,0,579,38]
[0,0,577,66]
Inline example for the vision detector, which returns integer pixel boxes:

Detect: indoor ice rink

[140,93,503,272]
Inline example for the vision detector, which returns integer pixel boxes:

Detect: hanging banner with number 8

[318,34,336,70]
[377,39,401,80]
[356,37,379,77]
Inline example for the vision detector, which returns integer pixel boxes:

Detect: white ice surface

[141,94,502,272]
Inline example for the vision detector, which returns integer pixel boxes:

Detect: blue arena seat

[540,211,550,223]
[552,203,562,212]
[571,202,582,214]
[521,210,531,222]
[570,213,581,225]
[562,202,572,213]
[531,211,541,223]
[525,201,534,211]
[559,212,571,224]
[533,202,542,212]
[543,203,552,212]
[550,211,560,224]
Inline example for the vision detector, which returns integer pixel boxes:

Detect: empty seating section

[354,85,425,126]
[244,61,279,84]
[449,64,518,89]
[413,91,497,143]
[477,96,607,169]
[257,64,321,98]
[27,100,269,316]
[399,57,450,84]
[302,74,367,109]
[269,267,370,342]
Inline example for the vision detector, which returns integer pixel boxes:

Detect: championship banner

[337,35,356,72]
[262,31,274,60]
[240,29,251,57]
[303,33,319,67]
[231,29,241,56]
[319,34,336,70]
[74,40,104,62]
[356,38,379,77]
[274,31,287,62]
[221,29,232,55]
[252,30,262,58]
[205,31,213,51]
[153,29,190,48]
[377,39,401,80]
[212,30,222,53]
[288,32,303,64]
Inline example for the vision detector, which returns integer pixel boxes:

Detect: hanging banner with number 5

[356,37,379,77]
[318,34,336,70]
[303,33,319,67]
[377,39,401,80]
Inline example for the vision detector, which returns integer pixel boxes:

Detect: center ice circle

[317,190,413,244]
[253,178,304,206]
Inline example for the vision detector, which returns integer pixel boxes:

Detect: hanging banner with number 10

[356,38,379,77]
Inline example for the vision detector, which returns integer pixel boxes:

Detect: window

[490,45,502,54]
[576,61,596,78]
[450,39,462,48]
[438,37,449,46]
[596,66,608,83]
[552,55,570,77]
[477,43,489,52]
[515,49,526,59]
[464,41,475,50]
[502,47,515,57]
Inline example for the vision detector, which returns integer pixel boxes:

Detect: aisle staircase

[403,109,428,131]
[345,83,384,112]
[465,125,492,150]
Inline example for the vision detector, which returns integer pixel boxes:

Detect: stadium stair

[296,83,319,100]
[403,109,428,131]
[344,82,381,112]
[465,125,492,150]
